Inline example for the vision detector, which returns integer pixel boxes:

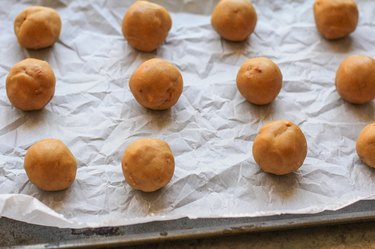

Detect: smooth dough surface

[335,55,375,104]
[313,0,358,40]
[121,138,175,192]
[14,6,62,49]
[236,57,282,105]
[129,58,183,110]
[252,120,307,175]
[211,0,257,42]
[356,123,375,168]
[24,139,77,191]
[6,58,56,111]
[122,1,172,52]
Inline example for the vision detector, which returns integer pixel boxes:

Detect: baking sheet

[2,200,375,248]
[0,0,375,229]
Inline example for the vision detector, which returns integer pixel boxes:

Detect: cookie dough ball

[6,58,56,111]
[121,138,175,192]
[24,139,77,191]
[211,0,257,42]
[236,57,282,105]
[122,1,172,52]
[356,123,375,168]
[335,55,375,104]
[313,0,358,40]
[14,6,62,49]
[129,58,183,110]
[252,120,307,175]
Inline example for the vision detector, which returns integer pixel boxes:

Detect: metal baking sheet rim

[4,199,375,248]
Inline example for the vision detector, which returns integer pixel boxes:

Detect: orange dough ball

[211,0,257,42]
[129,58,183,110]
[14,6,62,49]
[121,138,175,192]
[24,139,77,191]
[6,58,56,111]
[313,0,358,40]
[252,120,308,175]
[356,123,375,168]
[122,1,172,52]
[335,55,375,104]
[236,57,282,105]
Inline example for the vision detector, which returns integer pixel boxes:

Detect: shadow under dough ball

[14,6,62,49]
[129,58,183,110]
[121,138,175,192]
[236,57,282,105]
[356,123,375,168]
[6,58,56,111]
[24,139,77,191]
[335,55,375,104]
[252,120,308,175]
[211,0,257,42]
[313,0,358,40]
[122,1,172,52]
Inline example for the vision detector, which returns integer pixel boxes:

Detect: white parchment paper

[0,0,374,228]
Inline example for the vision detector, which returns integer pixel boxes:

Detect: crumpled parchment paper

[0,0,374,228]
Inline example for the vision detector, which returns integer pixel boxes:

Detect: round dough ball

[129,58,183,110]
[24,139,77,191]
[6,58,56,111]
[122,1,172,52]
[335,55,375,104]
[356,123,375,168]
[236,57,282,105]
[313,0,358,40]
[121,138,175,192]
[211,0,257,42]
[252,120,307,175]
[14,6,62,49]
